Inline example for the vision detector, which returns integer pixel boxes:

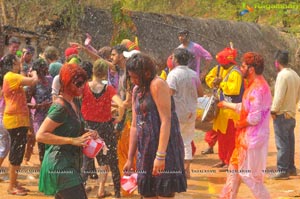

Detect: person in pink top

[177,29,212,80]
[218,52,271,199]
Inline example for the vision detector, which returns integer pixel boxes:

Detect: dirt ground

[0,113,299,199]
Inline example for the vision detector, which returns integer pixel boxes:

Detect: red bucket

[83,138,105,158]
[121,173,138,193]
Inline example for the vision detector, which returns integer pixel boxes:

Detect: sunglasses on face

[73,80,85,88]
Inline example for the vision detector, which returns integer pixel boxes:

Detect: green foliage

[110,1,137,45]
[119,0,300,34]
[4,0,84,30]
[112,29,132,45]
[3,0,300,35]
[47,0,84,30]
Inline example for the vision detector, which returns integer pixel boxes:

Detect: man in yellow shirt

[205,47,244,168]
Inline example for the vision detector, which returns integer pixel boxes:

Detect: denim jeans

[273,114,296,173]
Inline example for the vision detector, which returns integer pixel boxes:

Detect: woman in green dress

[36,63,97,199]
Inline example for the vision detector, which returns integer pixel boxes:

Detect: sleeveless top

[134,88,187,195]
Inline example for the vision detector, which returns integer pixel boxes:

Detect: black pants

[86,120,121,195]
[38,142,45,163]
[81,155,97,182]
[55,184,87,199]
[8,127,28,166]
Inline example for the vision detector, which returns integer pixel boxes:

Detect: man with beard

[218,52,271,199]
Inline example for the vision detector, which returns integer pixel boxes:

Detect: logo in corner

[240,3,254,16]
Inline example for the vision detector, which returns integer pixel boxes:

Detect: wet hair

[112,45,128,55]
[242,52,264,75]
[126,53,157,95]
[44,46,59,61]
[93,59,108,79]
[23,45,35,54]
[0,54,18,85]
[8,37,21,45]
[81,61,93,80]
[98,46,112,60]
[173,48,192,66]
[32,59,48,76]
[177,29,190,37]
[274,50,289,66]
[59,63,87,94]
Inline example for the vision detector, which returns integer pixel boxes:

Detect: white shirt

[167,65,201,123]
[51,75,61,97]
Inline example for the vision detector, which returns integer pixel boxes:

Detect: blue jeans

[273,114,296,173]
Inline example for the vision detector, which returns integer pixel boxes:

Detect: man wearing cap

[65,47,81,64]
[177,30,212,80]
[120,38,140,51]
[205,47,244,169]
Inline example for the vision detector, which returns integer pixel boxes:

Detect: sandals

[17,185,30,192]
[97,190,112,198]
[7,188,28,196]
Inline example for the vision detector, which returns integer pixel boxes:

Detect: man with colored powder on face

[218,52,271,199]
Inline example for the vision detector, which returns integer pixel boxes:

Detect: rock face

[19,7,296,83]
[74,8,299,82]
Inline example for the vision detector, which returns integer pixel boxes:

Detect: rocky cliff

[29,8,300,83]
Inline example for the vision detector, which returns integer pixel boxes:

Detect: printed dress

[134,89,187,196]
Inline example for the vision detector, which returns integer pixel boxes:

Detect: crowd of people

[0,29,299,199]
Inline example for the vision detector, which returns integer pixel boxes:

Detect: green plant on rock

[111,0,137,46]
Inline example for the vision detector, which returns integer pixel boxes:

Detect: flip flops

[17,185,30,192]
[7,188,28,196]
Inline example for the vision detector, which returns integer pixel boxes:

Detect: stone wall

[35,8,300,83]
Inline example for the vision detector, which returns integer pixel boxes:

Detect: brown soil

[0,114,299,199]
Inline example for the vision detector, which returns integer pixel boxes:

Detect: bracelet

[155,156,166,161]
[156,151,166,157]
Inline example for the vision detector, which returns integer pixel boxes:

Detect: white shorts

[179,121,195,160]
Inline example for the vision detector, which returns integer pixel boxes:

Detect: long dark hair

[32,58,48,77]
[0,54,17,86]
[126,53,157,96]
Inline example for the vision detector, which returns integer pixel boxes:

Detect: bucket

[121,173,138,193]
[83,138,105,158]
